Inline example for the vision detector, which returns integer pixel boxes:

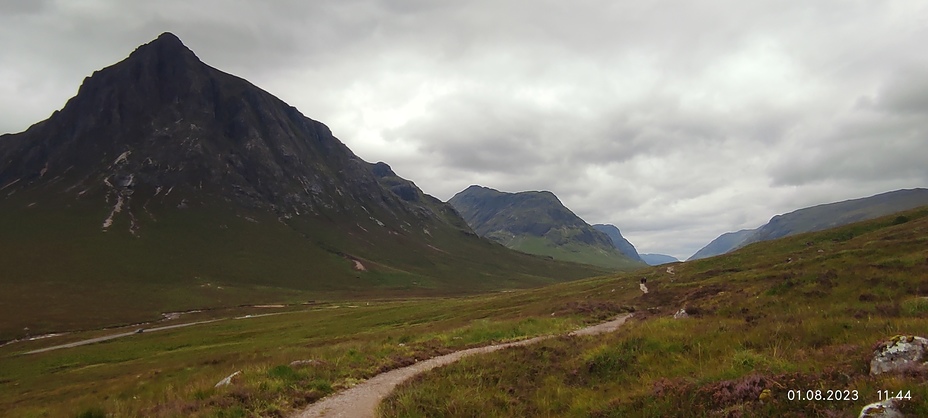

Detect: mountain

[639,253,679,265]
[0,33,607,338]
[592,224,642,261]
[687,229,757,261]
[689,188,928,260]
[448,185,644,270]
[589,224,677,266]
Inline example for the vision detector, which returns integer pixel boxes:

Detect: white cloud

[1,0,926,259]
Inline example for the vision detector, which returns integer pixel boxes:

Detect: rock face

[0,33,459,230]
[592,224,642,262]
[870,335,928,375]
[448,185,643,270]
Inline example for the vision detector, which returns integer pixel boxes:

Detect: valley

[1,207,926,417]
[1,31,927,418]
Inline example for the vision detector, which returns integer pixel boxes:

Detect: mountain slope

[448,185,643,270]
[592,224,642,262]
[739,188,928,247]
[0,33,607,338]
[687,229,757,261]
[689,188,928,261]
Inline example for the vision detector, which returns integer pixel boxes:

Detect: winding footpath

[21,312,292,355]
[293,313,633,418]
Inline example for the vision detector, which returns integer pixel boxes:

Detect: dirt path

[292,313,633,418]
[21,312,295,355]
[22,319,224,354]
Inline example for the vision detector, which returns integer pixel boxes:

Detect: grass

[1,206,926,417]
[0,295,612,417]
[381,206,928,417]
[0,189,611,341]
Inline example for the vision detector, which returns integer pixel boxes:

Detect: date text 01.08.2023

[786,390,858,401]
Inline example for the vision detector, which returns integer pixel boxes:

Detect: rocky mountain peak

[0,33,465,236]
[132,31,196,62]
[70,32,203,114]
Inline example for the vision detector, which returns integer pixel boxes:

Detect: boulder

[859,398,904,418]
[870,335,928,375]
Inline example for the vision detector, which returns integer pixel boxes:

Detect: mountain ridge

[689,188,928,260]
[591,224,642,262]
[448,185,643,270]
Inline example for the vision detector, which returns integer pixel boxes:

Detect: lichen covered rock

[870,335,928,375]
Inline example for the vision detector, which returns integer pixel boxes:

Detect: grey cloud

[0,0,48,14]
[876,67,928,115]
[2,0,927,258]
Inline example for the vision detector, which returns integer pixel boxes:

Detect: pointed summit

[128,32,199,63]
[155,31,184,46]
[0,31,467,229]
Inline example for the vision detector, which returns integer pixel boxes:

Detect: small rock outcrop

[673,308,689,319]
[870,335,928,375]
[289,359,323,368]
[859,398,904,418]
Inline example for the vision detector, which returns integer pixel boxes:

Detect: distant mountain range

[689,188,928,260]
[0,33,606,337]
[639,253,680,266]
[448,186,643,270]
[687,229,757,261]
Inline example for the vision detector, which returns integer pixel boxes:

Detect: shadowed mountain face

[0,33,606,338]
[0,33,449,225]
[689,188,928,261]
[448,185,643,270]
[592,224,642,262]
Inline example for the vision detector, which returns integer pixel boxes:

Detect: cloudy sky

[1,0,927,259]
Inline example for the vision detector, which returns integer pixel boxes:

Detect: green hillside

[2,206,926,417]
[502,235,639,269]
[0,189,608,341]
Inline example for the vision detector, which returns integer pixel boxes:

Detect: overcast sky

[2,0,927,259]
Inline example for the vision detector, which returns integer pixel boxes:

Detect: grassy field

[381,207,928,417]
[0,189,611,341]
[1,207,926,417]
[0,292,627,417]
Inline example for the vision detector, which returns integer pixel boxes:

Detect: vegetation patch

[382,207,928,417]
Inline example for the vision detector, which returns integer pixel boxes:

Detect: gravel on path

[293,313,633,418]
